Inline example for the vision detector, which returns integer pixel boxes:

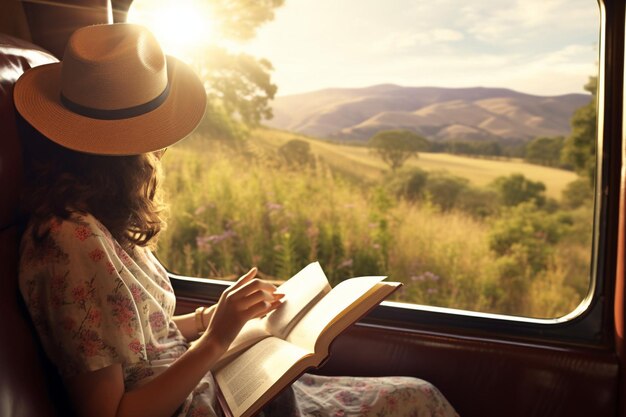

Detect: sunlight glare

[127,0,214,60]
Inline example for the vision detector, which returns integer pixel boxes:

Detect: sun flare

[127,0,214,60]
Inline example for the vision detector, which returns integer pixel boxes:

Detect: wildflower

[338,259,353,269]
[266,202,283,211]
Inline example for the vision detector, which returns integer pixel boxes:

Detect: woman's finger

[233,278,277,299]
[238,288,277,310]
[246,298,283,318]
[227,267,257,292]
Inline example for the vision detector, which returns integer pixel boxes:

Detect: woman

[16,23,458,417]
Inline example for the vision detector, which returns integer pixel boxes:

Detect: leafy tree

[492,173,546,207]
[488,202,569,313]
[369,130,430,172]
[278,139,315,167]
[561,77,597,183]
[456,187,499,218]
[390,168,429,201]
[561,178,594,209]
[424,172,469,211]
[186,0,284,139]
[525,136,564,167]
[447,140,503,158]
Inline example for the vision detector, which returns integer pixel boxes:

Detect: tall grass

[157,133,591,318]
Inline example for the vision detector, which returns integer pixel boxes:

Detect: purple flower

[338,259,353,269]
[411,271,440,282]
[196,230,237,253]
[266,202,283,211]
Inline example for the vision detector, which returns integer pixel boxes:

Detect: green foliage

[182,1,284,140]
[489,203,565,273]
[561,178,594,209]
[278,139,316,168]
[368,130,430,172]
[424,172,470,211]
[446,140,503,158]
[390,168,429,201]
[158,132,592,319]
[209,0,285,41]
[194,46,278,128]
[561,76,597,184]
[487,203,573,314]
[455,187,499,218]
[492,173,546,207]
[525,136,564,167]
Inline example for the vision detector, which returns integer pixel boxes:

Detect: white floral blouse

[19,213,458,417]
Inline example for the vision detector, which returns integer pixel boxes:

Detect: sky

[236,0,599,97]
[131,0,600,97]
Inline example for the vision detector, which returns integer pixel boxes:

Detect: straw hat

[14,23,207,155]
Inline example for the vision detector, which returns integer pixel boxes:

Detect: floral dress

[19,213,458,417]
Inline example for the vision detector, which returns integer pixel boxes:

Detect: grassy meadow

[157,129,593,319]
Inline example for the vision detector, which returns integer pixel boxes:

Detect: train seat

[0,32,63,417]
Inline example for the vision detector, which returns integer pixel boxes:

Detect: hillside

[250,129,578,199]
[266,85,590,143]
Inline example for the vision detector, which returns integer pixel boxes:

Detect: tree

[187,0,285,139]
[278,139,315,167]
[424,173,469,211]
[525,136,564,167]
[561,77,597,183]
[561,178,594,209]
[368,130,430,172]
[492,174,546,207]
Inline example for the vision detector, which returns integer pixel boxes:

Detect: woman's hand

[198,267,283,354]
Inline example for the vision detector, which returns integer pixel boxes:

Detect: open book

[213,262,401,417]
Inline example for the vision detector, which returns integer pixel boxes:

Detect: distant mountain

[266,84,591,143]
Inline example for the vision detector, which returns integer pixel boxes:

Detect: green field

[251,129,577,199]
[158,129,593,319]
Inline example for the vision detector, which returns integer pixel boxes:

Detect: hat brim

[14,56,207,155]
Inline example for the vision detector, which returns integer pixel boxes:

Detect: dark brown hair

[19,116,167,249]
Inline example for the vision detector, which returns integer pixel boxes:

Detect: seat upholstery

[0,33,61,417]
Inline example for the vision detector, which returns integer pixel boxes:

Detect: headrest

[0,33,57,230]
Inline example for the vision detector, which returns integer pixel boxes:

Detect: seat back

[0,33,61,417]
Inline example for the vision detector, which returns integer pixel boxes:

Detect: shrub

[562,178,594,209]
[492,173,546,207]
[424,172,470,211]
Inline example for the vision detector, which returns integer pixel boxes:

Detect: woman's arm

[66,268,284,417]
[172,306,215,341]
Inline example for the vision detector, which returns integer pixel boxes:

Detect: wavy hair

[19,117,167,249]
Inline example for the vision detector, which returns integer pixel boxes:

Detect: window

[129,0,600,320]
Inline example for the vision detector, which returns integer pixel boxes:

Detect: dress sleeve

[19,217,147,379]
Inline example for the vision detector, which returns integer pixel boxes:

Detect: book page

[286,276,387,351]
[214,319,270,368]
[215,262,330,367]
[214,337,311,417]
[264,262,331,339]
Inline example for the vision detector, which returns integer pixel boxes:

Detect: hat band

[60,83,170,120]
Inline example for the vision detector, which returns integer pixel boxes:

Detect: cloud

[239,0,599,96]
[459,0,597,44]
[372,28,465,52]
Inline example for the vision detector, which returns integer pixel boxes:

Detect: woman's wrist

[194,330,228,359]
[194,306,207,335]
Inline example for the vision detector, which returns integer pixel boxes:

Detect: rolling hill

[249,128,578,199]
[266,85,591,143]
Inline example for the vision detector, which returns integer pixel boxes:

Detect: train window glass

[128,0,600,319]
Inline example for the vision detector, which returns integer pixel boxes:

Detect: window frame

[170,0,624,350]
